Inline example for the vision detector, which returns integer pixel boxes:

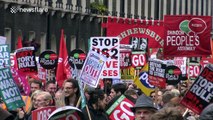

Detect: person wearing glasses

[62,79,79,106]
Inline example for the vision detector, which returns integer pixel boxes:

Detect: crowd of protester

[0,76,212,120]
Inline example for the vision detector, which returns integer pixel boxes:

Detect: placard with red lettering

[164,15,212,57]
[79,50,107,88]
[32,106,56,120]
[131,53,147,69]
[187,62,201,81]
[174,57,187,75]
[15,47,37,75]
[106,95,135,120]
[180,64,213,114]
[90,37,120,78]
[148,59,166,88]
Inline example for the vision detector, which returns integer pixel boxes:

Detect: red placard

[180,65,213,114]
[106,95,135,120]
[131,53,147,68]
[32,106,56,120]
[164,15,212,57]
[148,59,167,88]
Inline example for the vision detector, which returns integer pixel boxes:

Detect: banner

[180,64,213,114]
[106,95,135,120]
[164,15,212,57]
[79,50,107,88]
[32,106,56,120]
[134,71,155,96]
[105,17,164,48]
[15,47,37,75]
[0,67,25,110]
[148,59,166,88]
[90,37,120,78]
[0,44,10,68]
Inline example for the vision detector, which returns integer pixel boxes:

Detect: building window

[40,32,46,52]
[70,35,76,51]
[51,35,57,52]
[29,31,35,41]
[4,28,11,50]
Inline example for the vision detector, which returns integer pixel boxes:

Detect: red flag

[16,36,23,49]
[56,29,72,87]
[14,36,23,69]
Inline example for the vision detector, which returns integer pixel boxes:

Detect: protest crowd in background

[1,15,213,120]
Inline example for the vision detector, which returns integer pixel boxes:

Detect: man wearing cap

[131,94,157,120]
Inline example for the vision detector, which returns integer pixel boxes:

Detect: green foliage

[90,2,107,14]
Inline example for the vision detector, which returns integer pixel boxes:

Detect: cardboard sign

[187,62,201,81]
[79,50,107,88]
[120,67,135,80]
[106,95,135,120]
[0,44,10,68]
[164,15,212,57]
[106,18,164,48]
[120,51,131,69]
[32,106,56,120]
[0,36,6,44]
[174,57,187,75]
[0,67,25,110]
[148,59,166,88]
[68,49,86,69]
[130,37,148,53]
[39,50,58,69]
[15,47,37,75]
[180,64,213,114]
[166,65,182,85]
[131,53,147,68]
[90,37,120,78]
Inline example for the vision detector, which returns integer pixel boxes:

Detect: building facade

[0,0,212,53]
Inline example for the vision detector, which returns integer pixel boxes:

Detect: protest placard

[32,106,56,120]
[15,47,37,75]
[90,37,120,78]
[0,44,10,68]
[148,59,166,88]
[79,50,107,88]
[181,64,213,114]
[0,67,25,110]
[106,95,135,120]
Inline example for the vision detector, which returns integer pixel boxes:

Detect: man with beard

[82,89,108,120]
[63,79,79,106]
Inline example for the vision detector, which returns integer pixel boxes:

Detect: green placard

[0,44,10,68]
[0,67,25,110]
